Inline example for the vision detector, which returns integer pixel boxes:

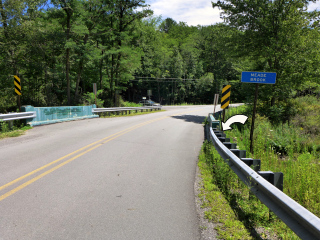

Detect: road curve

[0,105,217,240]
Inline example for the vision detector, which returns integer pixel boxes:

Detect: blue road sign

[241,72,276,84]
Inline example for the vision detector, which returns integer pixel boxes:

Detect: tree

[212,0,320,106]
[106,0,152,106]
[159,17,177,33]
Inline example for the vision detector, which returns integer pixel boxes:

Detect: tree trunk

[100,50,104,89]
[74,59,83,103]
[157,80,161,104]
[75,34,89,103]
[110,54,114,105]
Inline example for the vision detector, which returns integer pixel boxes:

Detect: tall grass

[223,103,320,218]
[201,141,299,239]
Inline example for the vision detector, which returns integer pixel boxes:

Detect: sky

[145,0,320,26]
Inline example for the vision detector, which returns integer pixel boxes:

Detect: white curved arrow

[222,115,248,131]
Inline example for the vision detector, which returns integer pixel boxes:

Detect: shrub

[82,90,104,107]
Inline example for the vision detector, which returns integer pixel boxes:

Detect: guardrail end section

[208,113,220,129]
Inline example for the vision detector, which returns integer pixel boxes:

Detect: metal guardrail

[92,106,162,113]
[0,106,161,122]
[0,112,36,121]
[206,115,320,239]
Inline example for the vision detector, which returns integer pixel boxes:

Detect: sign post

[213,94,219,114]
[14,75,21,112]
[241,72,276,153]
[147,90,152,100]
[93,83,97,106]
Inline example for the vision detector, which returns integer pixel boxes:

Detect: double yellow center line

[0,109,204,202]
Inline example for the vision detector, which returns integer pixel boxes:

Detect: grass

[198,143,254,239]
[0,121,32,139]
[223,104,320,219]
[201,99,320,238]
[199,139,300,239]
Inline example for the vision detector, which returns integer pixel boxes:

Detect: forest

[1,0,320,123]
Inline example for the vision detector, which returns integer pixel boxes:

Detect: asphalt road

[0,105,218,240]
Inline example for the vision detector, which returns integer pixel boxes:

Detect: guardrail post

[8,120,13,130]
[217,137,230,143]
[223,142,237,149]
[7,112,14,129]
[215,133,226,138]
[258,171,283,191]
[230,149,246,158]
[241,158,261,171]
[214,130,223,135]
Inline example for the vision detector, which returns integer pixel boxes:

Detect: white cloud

[145,0,320,26]
[308,1,320,11]
[145,0,223,26]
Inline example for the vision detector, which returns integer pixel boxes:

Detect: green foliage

[120,101,141,107]
[0,0,153,109]
[0,121,9,133]
[224,103,320,220]
[296,81,320,97]
[198,143,254,239]
[258,100,297,125]
[0,120,32,139]
[0,0,319,110]
[199,141,299,239]
[213,0,320,115]
[82,90,104,107]
[159,18,177,33]
[292,96,320,135]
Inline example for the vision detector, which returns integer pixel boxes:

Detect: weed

[209,99,320,238]
[121,101,142,107]
[224,103,320,218]
[82,90,104,107]
[0,121,9,133]
[0,122,32,139]
[198,142,254,239]
[200,141,300,239]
